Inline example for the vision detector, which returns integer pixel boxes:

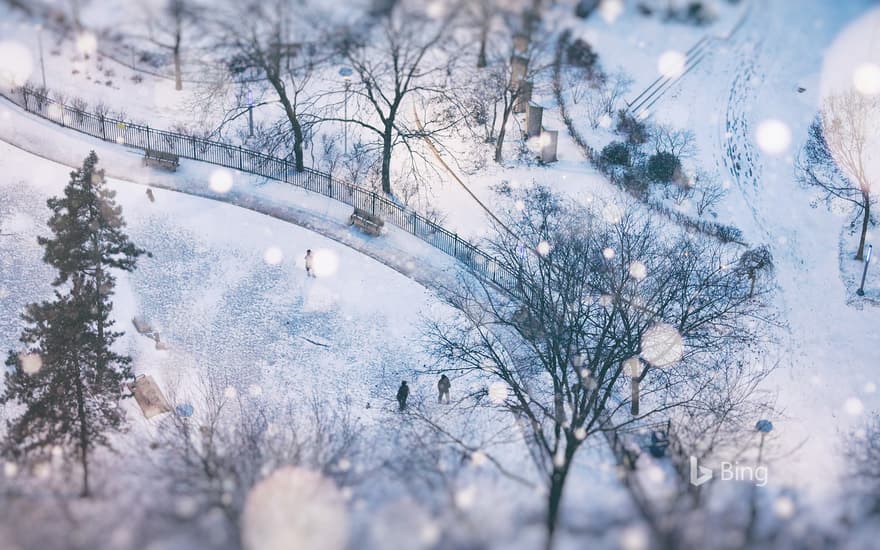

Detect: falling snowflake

[602,247,615,260]
[844,397,864,416]
[454,485,477,509]
[488,382,508,404]
[599,0,624,24]
[241,467,349,550]
[640,323,684,367]
[853,63,880,96]
[755,119,791,155]
[263,246,283,265]
[628,261,647,281]
[311,248,340,277]
[209,169,234,193]
[0,41,33,86]
[536,240,552,256]
[774,496,796,519]
[75,32,98,56]
[657,50,686,79]
[20,353,42,375]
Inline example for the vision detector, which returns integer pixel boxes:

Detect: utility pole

[339,67,353,155]
[36,24,47,88]
[247,89,254,137]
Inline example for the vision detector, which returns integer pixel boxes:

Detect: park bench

[349,207,384,236]
[143,149,180,172]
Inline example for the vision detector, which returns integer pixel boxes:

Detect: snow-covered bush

[647,151,682,183]
[565,39,599,74]
[600,141,631,167]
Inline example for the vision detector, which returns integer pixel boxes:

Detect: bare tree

[133,376,362,543]
[133,0,200,90]
[694,171,728,216]
[206,0,327,171]
[580,69,633,129]
[651,123,697,159]
[798,91,878,260]
[843,416,880,520]
[427,186,770,549]
[331,2,459,195]
[736,246,774,298]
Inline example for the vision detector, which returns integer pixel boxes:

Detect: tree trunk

[749,274,756,298]
[477,25,488,68]
[381,122,393,194]
[630,376,639,416]
[495,100,513,163]
[544,459,572,550]
[270,78,305,172]
[75,370,90,497]
[173,34,182,91]
[856,193,870,260]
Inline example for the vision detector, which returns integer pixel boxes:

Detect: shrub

[600,141,631,167]
[647,151,681,183]
[575,0,600,18]
[566,39,598,71]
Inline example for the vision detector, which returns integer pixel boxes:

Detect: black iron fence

[1,84,517,289]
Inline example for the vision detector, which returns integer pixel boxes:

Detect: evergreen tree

[40,151,144,372]
[1,151,144,497]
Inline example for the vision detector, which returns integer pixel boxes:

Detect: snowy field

[2,0,880,549]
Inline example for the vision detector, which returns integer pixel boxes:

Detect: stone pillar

[540,130,558,163]
[510,55,529,89]
[513,32,530,54]
[514,80,532,114]
[526,103,543,137]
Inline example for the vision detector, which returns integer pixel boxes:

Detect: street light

[35,24,46,88]
[247,89,254,137]
[857,244,873,296]
[339,67,353,155]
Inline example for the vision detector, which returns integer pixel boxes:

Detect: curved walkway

[0,99,463,295]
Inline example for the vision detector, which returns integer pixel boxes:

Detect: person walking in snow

[438,374,451,404]
[304,249,315,278]
[396,381,409,411]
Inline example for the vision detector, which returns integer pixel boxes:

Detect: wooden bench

[349,207,384,236]
[143,149,180,172]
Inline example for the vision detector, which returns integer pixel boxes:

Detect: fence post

[60,104,65,127]
[239,146,243,171]
[100,116,106,140]
[21,88,28,111]
[454,234,459,257]
[146,126,151,150]
[371,193,377,216]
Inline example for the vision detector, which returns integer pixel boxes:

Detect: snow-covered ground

[2,0,880,548]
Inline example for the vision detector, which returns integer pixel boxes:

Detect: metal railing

[0,84,517,289]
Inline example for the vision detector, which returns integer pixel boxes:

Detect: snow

[3,0,880,547]
[652,0,880,502]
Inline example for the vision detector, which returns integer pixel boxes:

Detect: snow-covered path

[665,0,880,500]
[0,96,470,294]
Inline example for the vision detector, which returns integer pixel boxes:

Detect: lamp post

[35,24,46,88]
[339,67,353,155]
[755,419,773,464]
[247,89,254,137]
[857,244,873,296]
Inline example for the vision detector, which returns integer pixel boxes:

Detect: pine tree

[1,151,144,497]
[39,151,144,374]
